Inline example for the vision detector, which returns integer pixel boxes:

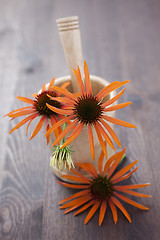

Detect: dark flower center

[34,91,61,117]
[89,175,113,200]
[74,94,102,125]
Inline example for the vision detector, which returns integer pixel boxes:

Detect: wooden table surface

[0,0,160,239]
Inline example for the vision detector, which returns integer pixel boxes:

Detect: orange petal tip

[124,80,130,83]
[130,124,137,128]
[44,132,48,137]
[145,183,151,186]
[144,207,149,210]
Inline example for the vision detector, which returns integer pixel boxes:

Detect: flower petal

[115,183,150,190]
[52,119,78,146]
[104,102,132,112]
[88,125,95,160]
[17,96,35,104]
[98,142,106,175]
[74,200,96,216]
[76,163,97,178]
[94,124,107,158]
[60,81,71,89]
[32,93,37,98]
[60,194,92,209]
[111,160,139,181]
[84,201,101,224]
[96,81,120,100]
[42,83,46,92]
[54,115,62,135]
[64,197,92,214]
[46,103,74,115]
[102,115,136,128]
[69,168,91,183]
[100,119,121,148]
[29,115,46,139]
[52,86,77,100]
[5,106,34,117]
[114,187,151,198]
[26,118,36,136]
[59,190,89,204]
[112,167,138,184]
[108,199,118,224]
[101,88,125,108]
[114,192,149,210]
[8,109,35,118]
[96,81,130,100]
[9,113,38,134]
[46,124,50,145]
[60,123,83,149]
[94,122,116,151]
[103,151,122,176]
[110,196,131,223]
[99,200,107,226]
[48,96,74,106]
[76,163,98,177]
[61,174,90,184]
[73,66,85,94]
[84,60,92,95]
[57,180,89,189]
[48,78,56,91]
[45,115,73,137]
[107,148,126,178]
[50,116,60,141]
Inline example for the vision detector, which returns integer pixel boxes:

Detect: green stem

[62,122,67,131]
[60,121,67,145]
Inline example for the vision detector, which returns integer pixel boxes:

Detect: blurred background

[0,0,160,239]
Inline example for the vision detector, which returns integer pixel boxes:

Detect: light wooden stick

[57,16,84,93]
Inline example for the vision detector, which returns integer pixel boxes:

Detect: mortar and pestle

[39,16,117,182]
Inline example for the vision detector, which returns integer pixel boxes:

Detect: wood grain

[0,0,159,239]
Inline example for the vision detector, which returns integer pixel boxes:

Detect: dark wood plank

[0,0,160,239]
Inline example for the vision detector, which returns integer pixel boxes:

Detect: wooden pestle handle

[56,16,84,93]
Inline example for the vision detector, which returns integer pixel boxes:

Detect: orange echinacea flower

[5,79,70,143]
[57,147,151,226]
[45,61,136,159]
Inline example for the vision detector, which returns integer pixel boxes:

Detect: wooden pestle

[50,17,116,180]
[56,16,84,93]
